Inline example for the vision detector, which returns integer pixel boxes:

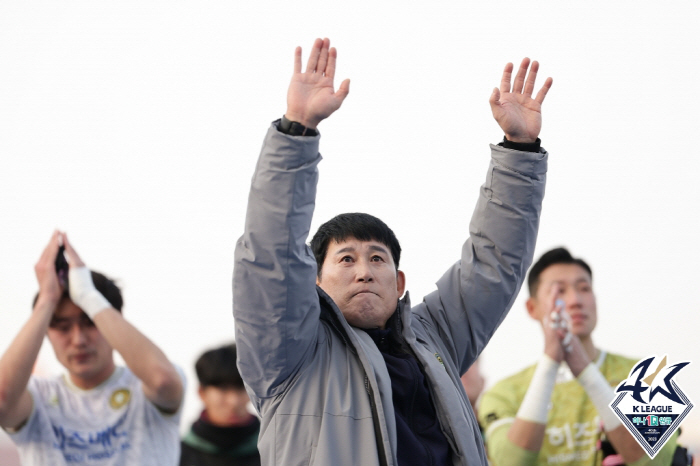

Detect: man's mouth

[71,353,92,363]
[353,290,378,297]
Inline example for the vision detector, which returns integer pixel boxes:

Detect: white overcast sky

[1,0,699,454]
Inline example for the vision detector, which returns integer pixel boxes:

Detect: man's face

[47,298,115,389]
[317,238,405,329]
[198,385,251,427]
[528,263,597,338]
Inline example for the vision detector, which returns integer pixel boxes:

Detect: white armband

[577,362,621,431]
[516,354,558,424]
[68,266,112,319]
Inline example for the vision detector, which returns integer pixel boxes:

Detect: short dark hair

[527,247,592,296]
[32,271,124,313]
[310,213,401,278]
[195,343,245,389]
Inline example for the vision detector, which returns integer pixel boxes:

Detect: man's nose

[563,288,582,308]
[70,323,88,345]
[356,259,374,282]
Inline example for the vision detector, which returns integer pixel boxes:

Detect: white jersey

[6,366,184,466]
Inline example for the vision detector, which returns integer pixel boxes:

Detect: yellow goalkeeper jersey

[478,351,677,466]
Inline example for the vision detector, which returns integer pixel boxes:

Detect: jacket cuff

[499,136,541,153]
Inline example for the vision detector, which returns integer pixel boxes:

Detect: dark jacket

[179,414,260,466]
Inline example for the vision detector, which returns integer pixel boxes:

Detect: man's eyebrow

[333,244,389,255]
[48,317,70,326]
[368,245,389,255]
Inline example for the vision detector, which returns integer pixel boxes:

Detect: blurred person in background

[0,231,184,465]
[180,343,260,466]
[478,247,690,466]
[461,358,486,429]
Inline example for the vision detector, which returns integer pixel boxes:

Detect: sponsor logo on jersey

[109,388,131,410]
[610,355,693,458]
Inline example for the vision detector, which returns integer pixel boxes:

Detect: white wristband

[68,266,112,319]
[517,354,559,424]
[577,363,622,431]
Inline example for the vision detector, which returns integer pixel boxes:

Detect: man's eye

[371,255,384,262]
[341,256,353,262]
[81,318,96,328]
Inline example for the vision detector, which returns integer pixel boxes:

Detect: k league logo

[610,355,694,458]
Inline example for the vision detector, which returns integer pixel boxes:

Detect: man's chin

[341,306,393,329]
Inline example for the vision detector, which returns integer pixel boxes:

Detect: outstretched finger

[534,77,553,104]
[499,62,514,95]
[316,38,330,76]
[325,47,338,79]
[512,57,530,94]
[523,60,539,97]
[293,46,302,74]
[62,234,86,268]
[305,38,323,73]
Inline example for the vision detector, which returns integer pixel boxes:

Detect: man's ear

[525,297,540,321]
[396,270,406,297]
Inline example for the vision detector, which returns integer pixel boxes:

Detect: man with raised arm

[0,231,185,465]
[478,248,681,466]
[233,37,553,466]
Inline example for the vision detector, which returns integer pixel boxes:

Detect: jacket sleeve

[416,144,547,374]
[233,122,323,399]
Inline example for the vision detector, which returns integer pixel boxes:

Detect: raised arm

[0,232,62,428]
[418,58,553,373]
[63,234,183,413]
[233,38,349,399]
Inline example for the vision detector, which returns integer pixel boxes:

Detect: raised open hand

[285,38,350,130]
[490,58,553,143]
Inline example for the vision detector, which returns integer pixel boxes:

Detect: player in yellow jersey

[479,248,681,466]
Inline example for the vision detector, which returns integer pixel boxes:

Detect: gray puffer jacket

[233,122,548,466]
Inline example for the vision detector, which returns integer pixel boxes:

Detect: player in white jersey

[0,231,185,465]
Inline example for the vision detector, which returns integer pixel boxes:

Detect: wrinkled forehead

[327,238,392,255]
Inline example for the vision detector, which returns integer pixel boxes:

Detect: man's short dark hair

[195,343,245,389]
[310,213,402,278]
[32,271,124,313]
[527,247,592,296]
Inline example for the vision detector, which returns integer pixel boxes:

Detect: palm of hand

[287,74,342,128]
[493,93,543,143]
